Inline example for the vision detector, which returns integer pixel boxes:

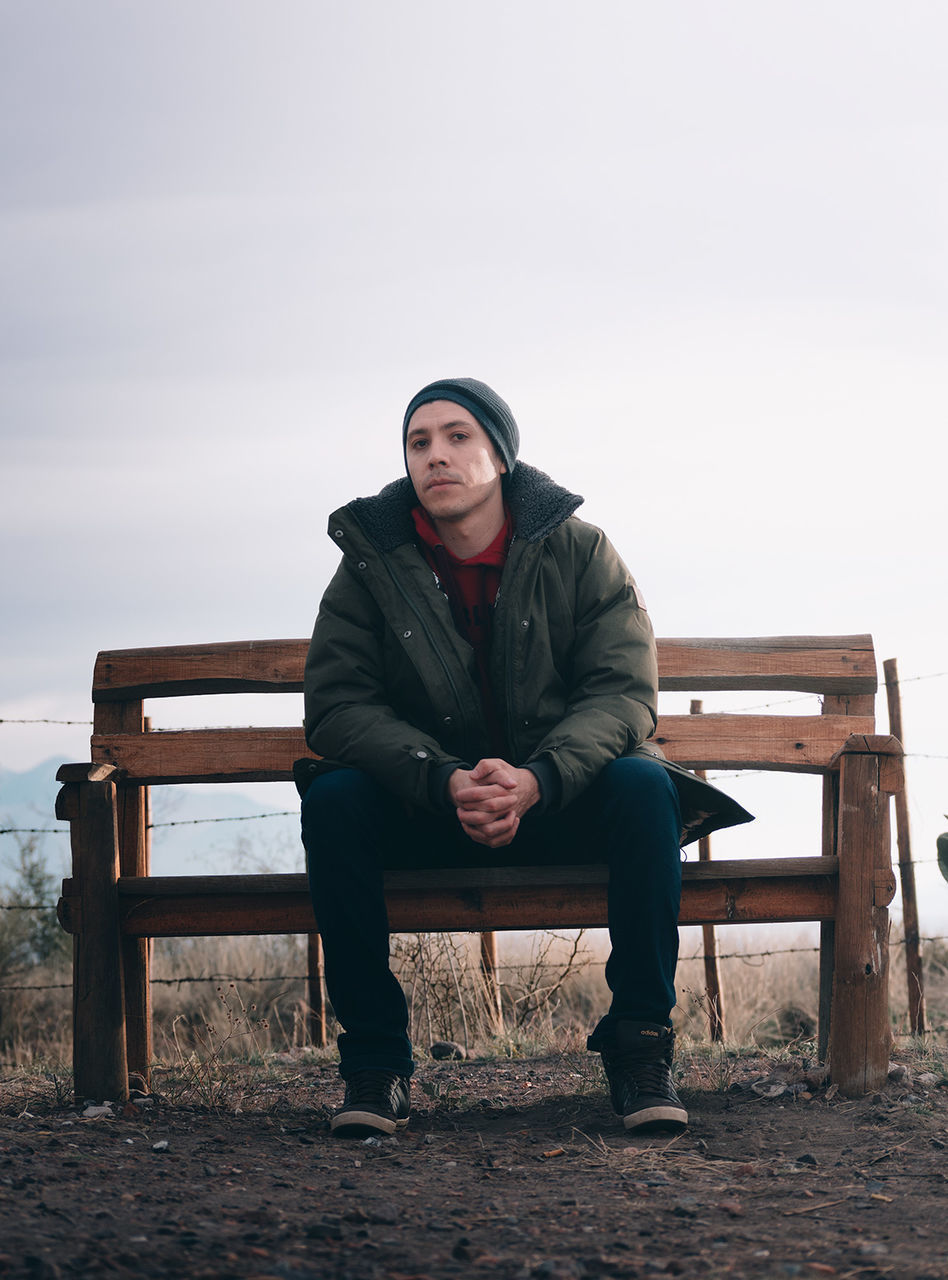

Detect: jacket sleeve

[303,560,466,809]
[526,528,658,810]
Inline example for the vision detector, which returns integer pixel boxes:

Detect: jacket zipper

[378,552,470,745]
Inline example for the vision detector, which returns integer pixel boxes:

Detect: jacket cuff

[429,761,471,812]
[524,759,561,815]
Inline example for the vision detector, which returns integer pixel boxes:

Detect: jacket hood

[335,462,584,553]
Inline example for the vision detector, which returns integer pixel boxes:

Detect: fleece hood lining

[341,463,584,554]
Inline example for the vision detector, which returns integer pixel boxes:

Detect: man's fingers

[460,813,519,848]
[469,758,517,788]
[454,789,516,813]
[457,804,516,829]
[454,781,511,799]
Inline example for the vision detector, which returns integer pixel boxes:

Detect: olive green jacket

[302,463,752,845]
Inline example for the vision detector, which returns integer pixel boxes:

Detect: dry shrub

[150,934,314,1062]
[393,929,598,1057]
[674,923,821,1048]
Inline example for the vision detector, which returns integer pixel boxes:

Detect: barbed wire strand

[0,718,93,726]
[0,669,943,737]
[4,932,948,996]
[149,812,297,829]
[1,827,69,836]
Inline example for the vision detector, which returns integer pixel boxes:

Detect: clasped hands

[447,758,540,849]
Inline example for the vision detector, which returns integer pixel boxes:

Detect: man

[298,377,752,1139]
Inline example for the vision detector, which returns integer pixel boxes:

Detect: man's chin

[421,496,465,521]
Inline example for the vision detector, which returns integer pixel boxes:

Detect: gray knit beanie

[402,377,520,475]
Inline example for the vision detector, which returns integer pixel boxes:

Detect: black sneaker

[330,1070,411,1138]
[597,1020,688,1134]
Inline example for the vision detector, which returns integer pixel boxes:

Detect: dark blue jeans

[301,756,682,1079]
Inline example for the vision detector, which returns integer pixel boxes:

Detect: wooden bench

[56,634,902,1103]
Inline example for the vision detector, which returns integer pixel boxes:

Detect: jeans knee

[598,756,680,816]
[300,768,388,854]
[303,767,376,817]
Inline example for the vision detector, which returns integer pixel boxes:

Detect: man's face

[405,400,506,522]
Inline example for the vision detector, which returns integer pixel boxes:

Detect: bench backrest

[89,635,877,786]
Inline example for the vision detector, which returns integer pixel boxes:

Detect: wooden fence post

[690,701,725,1041]
[883,658,926,1035]
[307,933,328,1047]
[479,931,503,1033]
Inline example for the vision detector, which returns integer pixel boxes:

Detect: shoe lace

[604,1049,674,1098]
[347,1070,401,1106]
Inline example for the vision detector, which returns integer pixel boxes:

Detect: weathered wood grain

[90,713,875,783]
[58,771,129,1104]
[91,634,877,701]
[94,704,152,1089]
[60,858,838,939]
[91,727,310,783]
[828,748,894,1094]
[884,657,925,1035]
[652,714,875,771]
[93,639,307,701]
[110,875,834,936]
[657,635,876,693]
[106,858,837,899]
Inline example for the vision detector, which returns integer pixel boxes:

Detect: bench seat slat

[90,715,875,782]
[91,634,877,701]
[94,858,836,936]
[108,858,836,896]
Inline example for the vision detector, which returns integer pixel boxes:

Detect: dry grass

[3,925,948,1083]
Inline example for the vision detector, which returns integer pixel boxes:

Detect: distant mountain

[0,758,302,885]
[0,758,63,812]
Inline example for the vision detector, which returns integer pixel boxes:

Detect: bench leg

[117,782,152,1090]
[123,938,152,1091]
[829,743,898,1095]
[58,773,130,1104]
[818,920,834,1063]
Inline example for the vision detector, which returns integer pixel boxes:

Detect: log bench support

[826,735,901,1095]
[55,634,901,1103]
[56,764,129,1105]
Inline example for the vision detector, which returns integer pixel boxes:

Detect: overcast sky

[2,3,946,920]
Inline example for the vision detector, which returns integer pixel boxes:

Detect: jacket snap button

[403,630,412,639]
[415,750,428,760]
[358,561,367,570]
[520,619,529,629]
[333,529,344,539]
[443,716,452,725]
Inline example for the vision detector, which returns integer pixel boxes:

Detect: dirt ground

[1,1049,947,1280]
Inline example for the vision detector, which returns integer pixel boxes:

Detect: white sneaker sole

[623,1103,688,1133]
[330,1109,410,1136]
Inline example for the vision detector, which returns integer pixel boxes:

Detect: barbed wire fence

[3,930,948,997]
